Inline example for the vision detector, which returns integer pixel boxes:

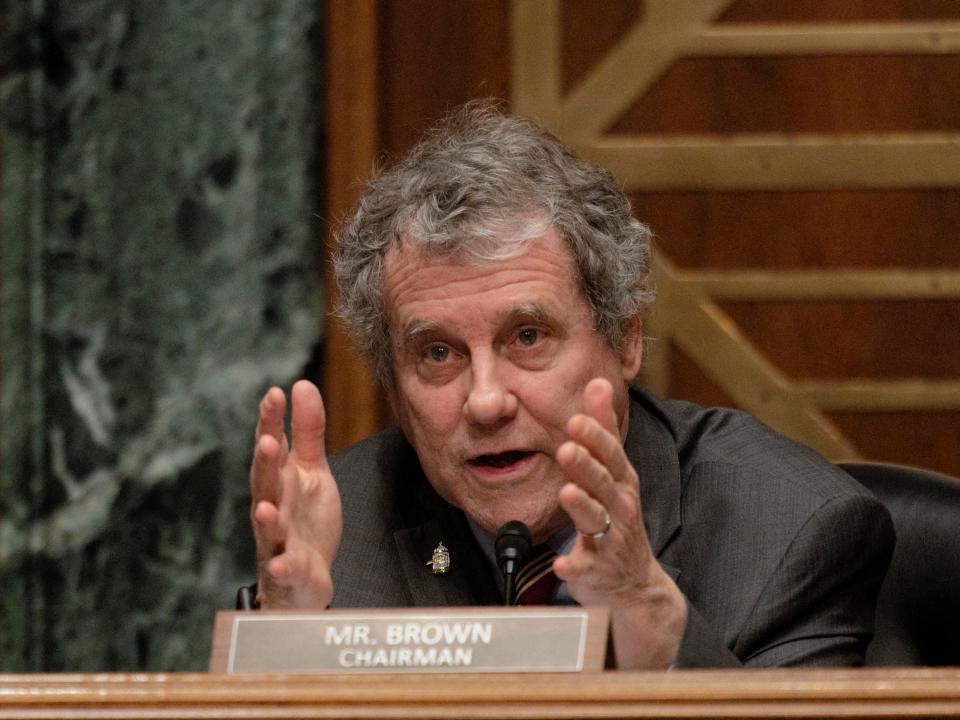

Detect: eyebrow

[504,302,568,341]
[397,302,564,353]
[397,319,443,354]
[506,302,553,328]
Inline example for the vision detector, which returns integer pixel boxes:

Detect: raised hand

[250,380,342,609]
[554,378,687,668]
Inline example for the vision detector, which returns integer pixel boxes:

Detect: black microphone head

[495,520,532,572]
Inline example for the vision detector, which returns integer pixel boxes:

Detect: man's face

[383,229,642,542]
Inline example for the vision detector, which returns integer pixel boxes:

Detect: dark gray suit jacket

[329,388,894,668]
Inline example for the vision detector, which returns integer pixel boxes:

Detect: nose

[463,353,518,425]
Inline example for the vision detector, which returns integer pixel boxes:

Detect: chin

[492,507,567,545]
[456,485,568,541]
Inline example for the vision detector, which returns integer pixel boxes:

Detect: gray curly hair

[334,101,655,386]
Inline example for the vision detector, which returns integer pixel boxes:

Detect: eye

[411,340,463,383]
[516,327,541,347]
[427,344,451,362]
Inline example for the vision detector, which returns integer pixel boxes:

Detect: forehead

[382,230,582,326]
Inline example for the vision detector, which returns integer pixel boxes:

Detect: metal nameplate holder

[210,607,610,673]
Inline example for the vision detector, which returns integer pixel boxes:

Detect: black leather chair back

[837,461,960,666]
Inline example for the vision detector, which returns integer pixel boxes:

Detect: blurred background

[1,0,958,671]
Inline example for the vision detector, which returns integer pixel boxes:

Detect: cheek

[535,352,601,403]
[527,347,623,421]
[396,382,464,446]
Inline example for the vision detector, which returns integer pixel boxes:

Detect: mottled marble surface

[0,0,323,671]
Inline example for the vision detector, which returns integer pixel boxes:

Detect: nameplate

[210,607,609,673]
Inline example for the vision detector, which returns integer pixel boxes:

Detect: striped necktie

[514,546,558,605]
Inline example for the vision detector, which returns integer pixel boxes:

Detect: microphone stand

[496,521,532,606]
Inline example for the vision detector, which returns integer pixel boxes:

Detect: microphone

[495,521,532,606]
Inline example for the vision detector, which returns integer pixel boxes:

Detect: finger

[252,500,285,560]
[552,541,594,581]
[267,542,309,582]
[266,543,334,609]
[290,380,328,470]
[558,482,609,540]
[252,499,279,526]
[566,413,633,488]
[556,440,621,513]
[255,387,287,443]
[251,434,283,503]
[582,378,619,435]
[267,553,292,580]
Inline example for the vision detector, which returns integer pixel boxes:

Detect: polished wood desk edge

[2,671,960,719]
[2,668,960,702]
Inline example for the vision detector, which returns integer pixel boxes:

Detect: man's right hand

[250,379,342,609]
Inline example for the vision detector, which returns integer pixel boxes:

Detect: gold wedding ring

[583,511,611,540]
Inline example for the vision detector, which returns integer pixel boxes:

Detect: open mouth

[469,450,535,469]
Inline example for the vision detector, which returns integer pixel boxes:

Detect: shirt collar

[466,516,576,567]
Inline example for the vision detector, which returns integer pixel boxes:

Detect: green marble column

[0,0,323,671]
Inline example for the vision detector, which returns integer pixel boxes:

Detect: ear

[619,317,644,380]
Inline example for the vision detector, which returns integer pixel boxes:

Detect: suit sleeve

[674,491,894,668]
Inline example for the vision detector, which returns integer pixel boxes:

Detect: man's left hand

[554,377,688,669]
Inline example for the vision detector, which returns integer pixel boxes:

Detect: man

[248,102,893,669]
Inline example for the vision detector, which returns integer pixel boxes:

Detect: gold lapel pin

[426,541,451,574]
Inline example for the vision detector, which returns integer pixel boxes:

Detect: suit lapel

[394,479,502,607]
[626,389,682,575]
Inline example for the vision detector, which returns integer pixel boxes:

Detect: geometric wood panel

[512,0,960,464]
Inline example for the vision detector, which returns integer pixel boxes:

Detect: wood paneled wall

[325,0,960,476]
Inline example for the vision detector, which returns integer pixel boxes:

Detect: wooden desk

[1,668,959,718]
